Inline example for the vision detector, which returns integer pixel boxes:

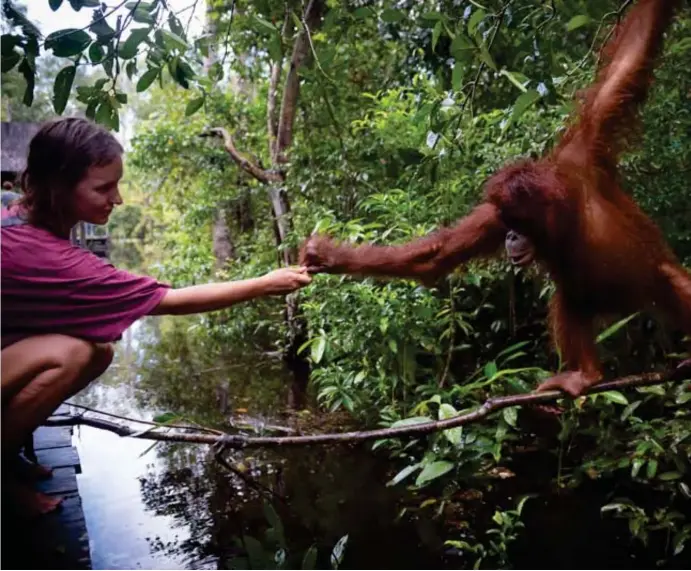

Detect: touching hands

[261,266,312,295]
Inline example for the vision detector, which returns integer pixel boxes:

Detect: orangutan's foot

[536,371,599,398]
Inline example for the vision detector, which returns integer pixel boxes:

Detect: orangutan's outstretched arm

[299,203,507,284]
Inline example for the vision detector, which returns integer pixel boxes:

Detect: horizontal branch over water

[45,371,684,449]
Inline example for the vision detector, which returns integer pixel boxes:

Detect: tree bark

[212,207,235,268]
[205,3,235,269]
[207,0,325,404]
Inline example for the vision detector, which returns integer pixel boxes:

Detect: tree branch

[201,127,282,183]
[45,371,687,449]
[273,0,324,164]
[267,6,292,157]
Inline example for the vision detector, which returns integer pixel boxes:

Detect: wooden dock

[1,405,92,570]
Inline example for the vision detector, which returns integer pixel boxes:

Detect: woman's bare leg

[1,335,113,517]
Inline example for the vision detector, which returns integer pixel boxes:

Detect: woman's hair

[19,117,123,232]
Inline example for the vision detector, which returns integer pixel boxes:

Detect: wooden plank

[35,467,78,496]
[36,446,81,473]
[52,403,72,416]
[33,426,73,450]
[1,502,91,570]
[2,423,92,570]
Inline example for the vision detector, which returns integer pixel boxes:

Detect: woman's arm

[151,267,312,316]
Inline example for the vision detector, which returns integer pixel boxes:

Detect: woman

[1,117,312,517]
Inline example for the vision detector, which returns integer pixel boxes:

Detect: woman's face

[71,155,124,225]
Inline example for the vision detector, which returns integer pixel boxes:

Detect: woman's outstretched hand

[260,266,312,295]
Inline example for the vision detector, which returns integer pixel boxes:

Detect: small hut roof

[1,121,42,174]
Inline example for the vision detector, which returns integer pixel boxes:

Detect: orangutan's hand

[299,235,351,274]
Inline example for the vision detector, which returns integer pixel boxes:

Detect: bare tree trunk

[208,0,325,406]
[205,2,235,269]
[212,208,235,268]
[269,0,324,404]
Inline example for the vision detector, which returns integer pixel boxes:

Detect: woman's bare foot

[13,453,53,480]
[4,474,63,518]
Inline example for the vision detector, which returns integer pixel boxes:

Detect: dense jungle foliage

[3,0,691,568]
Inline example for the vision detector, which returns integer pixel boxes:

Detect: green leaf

[3,2,41,37]
[415,460,455,486]
[103,45,114,77]
[291,11,304,32]
[467,9,485,35]
[1,51,21,73]
[566,15,591,32]
[516,494,534,515]
[85,99,98,119]
[263,501,285,546]
[70,0,99,7]
[390,416,432,428]
[45,29,92,57]
[133,7,155,24]
[90,10,116,39]
[483,361,498,379]
[168,13,185,38]
[502,406,518,428]
[509,89,541,125]
[18,58,35,106]
[252,15,278,34]
[439,403,462,445]
[452,62,464,90]
[311,336,326,364]
[185,96,204,116]
[52,65,76,114]
[499,69,528,93]
[136,67,159,92]
[88,42,104,63]
[152,412,179,424]
[432,21,442,52]
[49,0,64,10]
[243,535,267,569]
[207,61,223,82]
[659,471,683,481]
[381,9,404,23]
[646,459,658,479]
[330,535,348,570]
[451,33,473,62]
[387,463,421,487]
[477,40,496,70]
[125,1,153,8]
[268,34,282,62]
[125,60,136,80]
[620,400,642,421]
[601,391,629,405]
[631,458,645,478]
[118,27,150,60]
[596,313,638,343]
[160,29,188,52]
[388,338,398,354]
[302,545,318,570]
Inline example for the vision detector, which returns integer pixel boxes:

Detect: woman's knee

[88,343,114,377]
[68,341,113,385]
[2,335,113,395]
